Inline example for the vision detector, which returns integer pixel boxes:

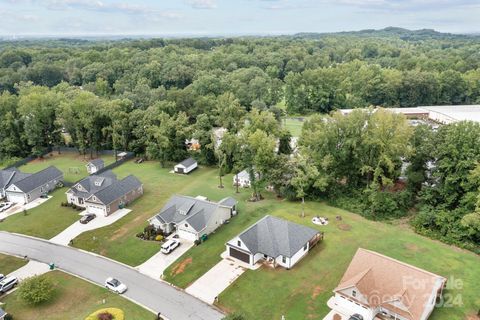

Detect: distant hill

[294,27,480,41]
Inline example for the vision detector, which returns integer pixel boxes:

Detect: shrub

[85,308,124,320]
[4,314,14,320]
[17,276,55,305]
[97,312,113,320]
[223,313,245,320]
[155,235,164,241]
[194,239,201,246]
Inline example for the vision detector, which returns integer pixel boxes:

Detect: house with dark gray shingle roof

[226,215,322,269]
[86,158,105,174]
[0,307,7,320]
[0,168,31,199]
[5,166,63,204]
[148,195,237,241]
[82,174,143,216]
[174,157,198,174]
[66,170,118,207]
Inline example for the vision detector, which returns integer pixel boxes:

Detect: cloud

[186,0,217,9]
[324,0,480,12]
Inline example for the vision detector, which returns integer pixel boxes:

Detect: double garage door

[229,247,251,264]
[87,205,106,216]
[7,193,26,204]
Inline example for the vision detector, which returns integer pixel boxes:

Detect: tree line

[0,32,479,253]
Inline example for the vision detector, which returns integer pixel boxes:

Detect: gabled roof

[236,169,250,180]
[177,157,197,168]
[150,195,233,232]
[87,158,104,168]
[89,175,142,205]
[219,197,237,208]
[0,168,28,190]
[335,248,447,320]
[67,171,117,198]
[8,166,62,193]
[233,215,319,258]
[0,307,6,317]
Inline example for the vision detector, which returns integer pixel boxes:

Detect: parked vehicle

[349,314,364,320]
[80,214,96,224]
[105,277,127,294]
[161,239,180,254]
[0,276,18,293]
[0,274,4,282]
[0,202,13,212]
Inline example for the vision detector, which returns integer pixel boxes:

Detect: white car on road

[105,277,127,294]
[161,239,180,254]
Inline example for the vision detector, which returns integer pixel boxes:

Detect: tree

[291,154,322,217]
[17,276,55,305]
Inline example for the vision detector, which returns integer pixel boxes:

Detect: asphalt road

[0,232,224,320]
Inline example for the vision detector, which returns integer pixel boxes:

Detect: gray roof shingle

[219,197,237,208]
[10,166,63,193]
[151,195,232,232]
[87,158,104,168]
[68,171,117,199]
[91,175,142,205]
[235,215,319,258]
[177,157,197,168]
[0,307,6,317]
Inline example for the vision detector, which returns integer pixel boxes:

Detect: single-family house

[82,175,143,216]
[185,138,201,151]
[65,170,118,207]
[174,158,198,174]
[0,168,31,199]
[325,248,447,320]
[0,307,7,320]
[86,159,104,174]
[148,195,237,241]
[5,166,63,204]
[233,169,259,188]
[226,215,322,269]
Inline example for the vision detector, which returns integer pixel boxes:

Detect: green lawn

[0,188,80,239]
[72,161,241,266]
[282,117,306,137]
[20,152,115,183]
[164,193,480,320]
[0,271,153,320]
[0,254,28,275]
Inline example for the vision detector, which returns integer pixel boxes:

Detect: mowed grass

[0,254,28,275]
[72,161,239,266]
[0,271,153,320]
[0,188,80,239]
[282,117,306,137]
[164,193,480,320]
[20,152,115,183]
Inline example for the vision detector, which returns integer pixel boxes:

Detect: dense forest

[0,28,479,253]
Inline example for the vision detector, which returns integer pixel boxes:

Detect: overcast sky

[0,0,479,36]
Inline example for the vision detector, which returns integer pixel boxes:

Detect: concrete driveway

[137,238,194,280]
[0,232,224,320]
[186,258,246,304]
[50,208,131,245]
[0,196,51,220]
[7,260,50,281]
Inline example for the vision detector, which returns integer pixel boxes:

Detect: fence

[3,148,53,170]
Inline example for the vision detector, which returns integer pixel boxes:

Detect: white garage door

[87,205,106,216]
[177,229,198,242]
[7,193,25,204]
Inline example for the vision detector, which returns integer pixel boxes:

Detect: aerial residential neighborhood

[1,2,480,320]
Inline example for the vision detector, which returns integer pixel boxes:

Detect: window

[352,290,357,297]
[237,240,241,246]
[304,244,308,251]
[185,223,188,228]
[282,256,286,263]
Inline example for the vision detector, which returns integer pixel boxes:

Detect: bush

[223,313,246,320]
[97,312,113,320]
[155,235,164,241]
[17,276,55,305]
[85,308,124,320]
[4,314,14,320]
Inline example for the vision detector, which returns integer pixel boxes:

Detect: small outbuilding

[174,157,198,174]
[86,158,104,175]
[233,169,259,188]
